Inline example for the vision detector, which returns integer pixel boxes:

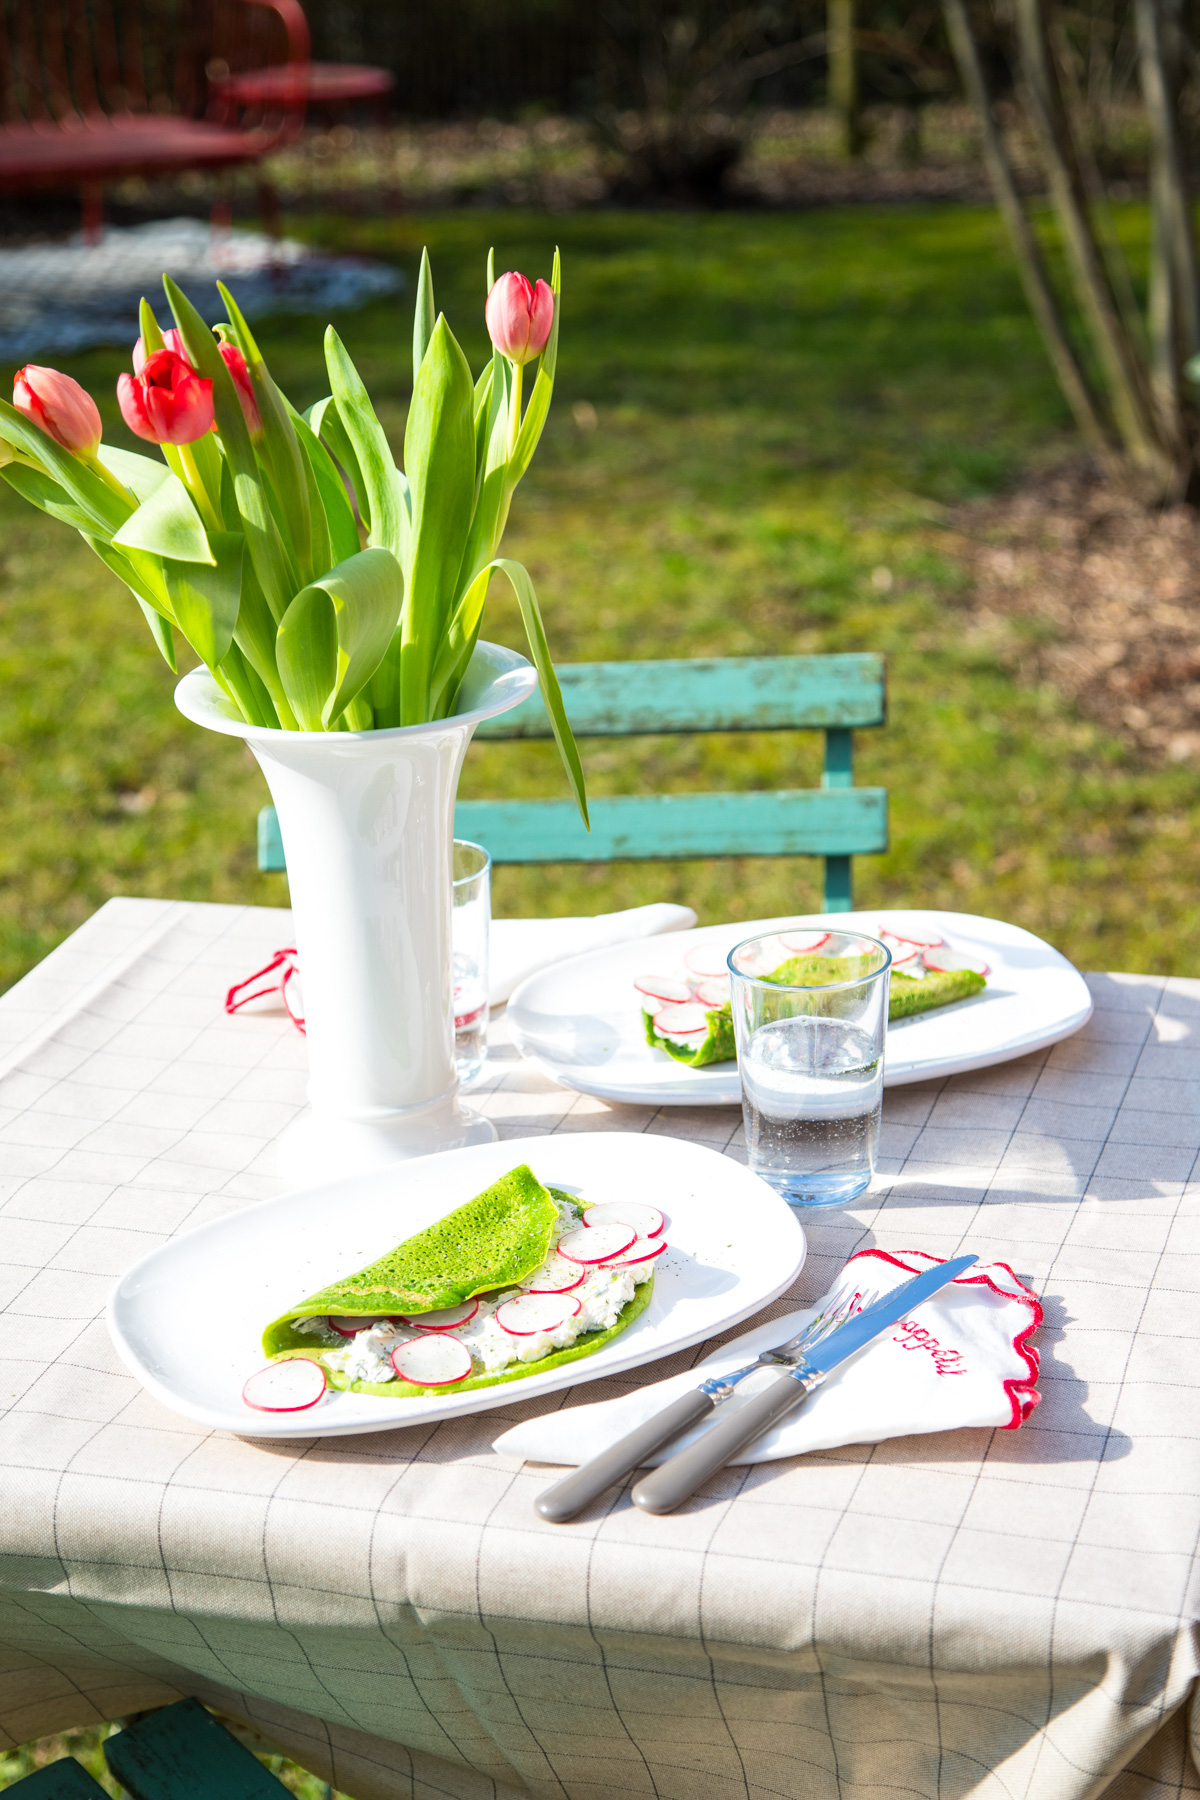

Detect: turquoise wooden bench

[257,652,888,912]
[5,1699,313,1799]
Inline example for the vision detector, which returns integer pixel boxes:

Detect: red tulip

[118,347,214,445]
[485,272,554,366]
[132,327,187,374]
[13,365,102,457]
[218,341,263,436]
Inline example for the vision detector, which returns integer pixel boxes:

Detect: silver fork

[536,1286,876,1523]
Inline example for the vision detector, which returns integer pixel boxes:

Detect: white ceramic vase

[176,641,538,1185]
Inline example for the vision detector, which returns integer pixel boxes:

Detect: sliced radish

[398,1299,479,1330]
[652,1001,710,1042]
[883,924,945,949]
[527,1253,588,1294]
[327,1314,398,1337]
[683,943,731,980]
[495,1292,583,1336]
[243,1358,327,1412]
[582,1201,665,1239]
[922,945,990,977]
[633,972,692,1006]
[391,1333,473,1386]
[694,976,730,1008]
[779,930,830,954]
[558,1222,637,1264]
[604,1236,668,1269]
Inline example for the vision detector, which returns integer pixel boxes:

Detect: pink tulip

[218,341,263,436]
[13,365,102,457]
[485,272,554,366]
[132,327,188,374]
[118,347,214,445]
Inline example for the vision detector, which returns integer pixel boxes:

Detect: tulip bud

[13,365,103,457]
[218,341,263,436]
[117,347,214,446]
[485,271,554,366]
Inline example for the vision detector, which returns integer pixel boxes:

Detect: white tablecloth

[1,897,1199,1800]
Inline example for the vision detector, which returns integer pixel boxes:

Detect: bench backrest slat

[474,652,885,739]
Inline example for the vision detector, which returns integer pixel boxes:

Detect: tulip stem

[508,361,523,459]
[172,442,222,533]
[85,454,136,509]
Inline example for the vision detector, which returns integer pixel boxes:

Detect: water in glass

[740,1015,883,1205]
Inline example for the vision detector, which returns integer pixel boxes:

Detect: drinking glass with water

[728,930,891,1208]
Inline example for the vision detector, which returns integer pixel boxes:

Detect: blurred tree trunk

[828,0,864,157]
[943,0,1200,499]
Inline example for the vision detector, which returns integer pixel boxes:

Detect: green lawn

[3,203,1198,995]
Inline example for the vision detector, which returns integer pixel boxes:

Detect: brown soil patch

[951,463,1200,763]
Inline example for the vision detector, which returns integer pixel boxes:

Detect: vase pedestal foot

[276,1101,497,1186]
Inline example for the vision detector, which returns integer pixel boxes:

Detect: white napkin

[492,1250,1042,1468]
[488,903,697,1006]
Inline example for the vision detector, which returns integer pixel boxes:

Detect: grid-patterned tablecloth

[2,896,1200,1800]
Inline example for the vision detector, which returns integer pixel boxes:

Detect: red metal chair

[0,0,310,237]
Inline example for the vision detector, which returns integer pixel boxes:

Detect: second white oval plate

[507,909,1093,1107]
[106,1132,806,1439]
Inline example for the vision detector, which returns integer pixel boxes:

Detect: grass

[3,201,1199,998]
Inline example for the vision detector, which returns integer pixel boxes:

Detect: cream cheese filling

[318,1198,655,1385]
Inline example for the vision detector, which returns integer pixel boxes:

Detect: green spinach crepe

[263,1164,656,1398]
[643,952,985,1067]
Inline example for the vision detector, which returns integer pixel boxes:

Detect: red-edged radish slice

[694,976,730,1008]
[526,1253,588,1294]
[779,930,830,954]
[653,1001,710,1042]
[633,972,692,1006]
[494,1292,583,1336]
[883,924,945,949]
[582,1201,665,1239]
[558,1222,637,1264]
[683,942,730,980]
[922,945,990,977]
[397,1299,479,1331]
[391,1333,473,1386]
[243,1358,327,1412]
[327,1314,398,1337]
[604,1236,668,1269]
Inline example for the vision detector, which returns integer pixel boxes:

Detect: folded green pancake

[263,1163,560,1347]
[261,1164,656,1398]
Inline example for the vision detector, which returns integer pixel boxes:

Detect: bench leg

[823,854,852,912]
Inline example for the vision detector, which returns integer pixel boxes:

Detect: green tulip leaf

[95,444,172,504]
[112,472,216,565]
[413,248,435,387]
[136,599,176,670]
[400,313,476,723]
[83,532,175,620]
[508,249,561,489]
[163,529,244,670]
[324,330,407,565]
[2,463,97,532]
[307,395,372,537]
[277,545,402,730]
[289,404,360,566]
[218,282,314,585]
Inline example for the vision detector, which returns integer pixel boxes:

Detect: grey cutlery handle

[536,1390,716,1522]
[631,1373,810,1514]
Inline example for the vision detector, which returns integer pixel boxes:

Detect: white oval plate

[507,909,1093,1107]
[106,1132,806,1439]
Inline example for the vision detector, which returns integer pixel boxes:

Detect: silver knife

[630,1253,978,1516]
[535,1289,867,1525]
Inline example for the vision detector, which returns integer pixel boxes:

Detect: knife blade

[630,1253,978,1515]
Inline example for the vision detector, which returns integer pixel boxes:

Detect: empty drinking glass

[452,839,491,1084]
[728,930,892,1208]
